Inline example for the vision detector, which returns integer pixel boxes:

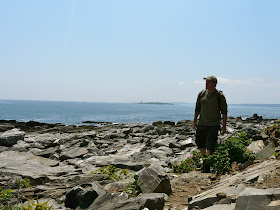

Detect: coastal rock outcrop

[0,128,25,146]
[0,115,279,209]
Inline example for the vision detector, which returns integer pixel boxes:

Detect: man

[193,76,228,157]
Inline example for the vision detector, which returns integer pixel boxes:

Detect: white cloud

[193,80,204,85]
[177,81,185,86]
[260,82,280,88]
[217,77,242,85]
[217,77,264,85]
[193,77,263,86]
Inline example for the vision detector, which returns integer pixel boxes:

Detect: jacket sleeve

[219,92,228,114]
[195,92,202,112]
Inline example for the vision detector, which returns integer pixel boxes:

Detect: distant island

[137,101,174,105]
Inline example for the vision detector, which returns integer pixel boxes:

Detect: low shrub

[124,174,142,197]
[92,165,132,181]
[172,132,256,175]
[21,197,53,210]
[0,188,13,204]
[205,133,256,174]
[172,150,203,173]
[16,178,30,189]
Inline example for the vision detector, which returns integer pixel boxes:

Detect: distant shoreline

[137,102,174,105]
[1,99,280,106]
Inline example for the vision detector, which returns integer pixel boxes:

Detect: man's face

[206,80,216,90]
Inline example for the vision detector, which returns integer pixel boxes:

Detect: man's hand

[221,125,226,135]
[193,111,199,130]
[221,114,227,135]
[193,121,197,130]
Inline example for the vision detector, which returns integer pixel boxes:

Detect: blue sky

[1,0,279,104]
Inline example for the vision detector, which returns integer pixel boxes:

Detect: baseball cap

[203,76,217,84]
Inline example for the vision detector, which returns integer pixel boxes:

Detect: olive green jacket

[195,89,228,126]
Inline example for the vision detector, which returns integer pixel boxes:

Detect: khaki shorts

[195,125,220,150]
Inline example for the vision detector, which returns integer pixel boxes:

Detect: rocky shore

[0,115,280,210]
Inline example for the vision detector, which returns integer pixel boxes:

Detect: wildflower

[181,169,184,172]
[187,163,190,165]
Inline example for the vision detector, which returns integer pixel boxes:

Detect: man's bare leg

[199,148,212,172]
[207,149,214,155]
[199,148,214,156]
[199,148,207,155]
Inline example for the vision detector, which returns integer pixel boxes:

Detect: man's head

[203,76,217,84]
[203,76,217,91]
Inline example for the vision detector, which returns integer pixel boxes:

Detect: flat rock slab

[204,203,236,210]
[267,200,280,209]
[0,151,78,179]
[0,129,25,146]
[256,142,276,159]
[235,187,280,210]
[188,160,280,209]
[59,147,89,160]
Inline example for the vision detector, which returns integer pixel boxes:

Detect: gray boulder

[153,138,176,148]
[33,146,59,158]
[0,129,25,146]
[235,188,280,210]
[122,128,132,135]
[163,121,175,126]
[188,160,279,209]
[256,142,276,159]
[247,140,265,153]
[87,192,127,210]
[149,148,172,160]
[0,124,15,132]
[266,200,280,210]
[178,137,196,149]
[59,147,89,160]
[114,193,168,210]
[204,203,236,210]
[88,192,168,210]
[65,182,105,209]
[176,120,189,127]
[143,125,154,132]
[113,159,147,171]
[137,164,172,195]
[104,179,135,192]
[0,151,78,180]
[155,127,168,135]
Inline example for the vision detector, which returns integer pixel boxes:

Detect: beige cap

[203,76,217,84]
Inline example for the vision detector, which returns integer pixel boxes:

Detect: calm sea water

[0,100,279,125]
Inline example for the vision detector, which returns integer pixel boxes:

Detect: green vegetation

[172,132,256,175]
[172,151,203,174]
[273,151,280,159]
[271,119,280,127]
[92,165,132,181]
[92,165,142,197]
[124,174,142,197]
[16,178,31,189]
[1,198,53,210]
[20,197,53,210]
[0,188,14,203]
[0,178,53,210]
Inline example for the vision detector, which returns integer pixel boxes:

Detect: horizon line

[0,99,280,105]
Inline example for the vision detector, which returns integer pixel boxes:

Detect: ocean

[0,100,279,125]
